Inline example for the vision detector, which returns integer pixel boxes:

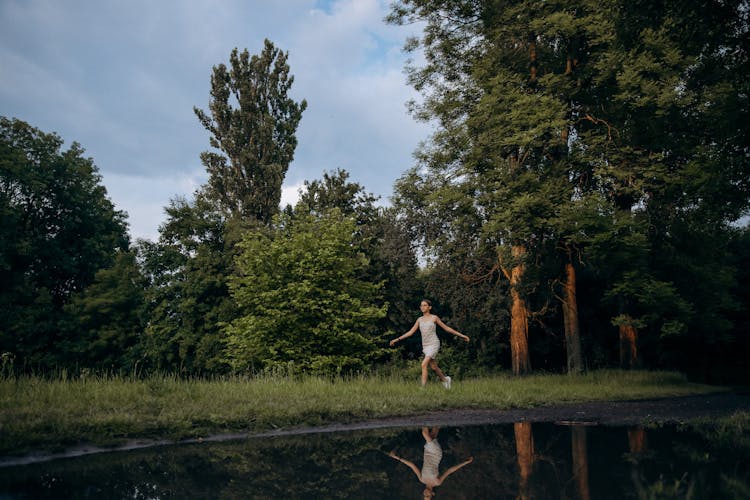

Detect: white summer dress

[421,439,443,487]
[418,317,440,359]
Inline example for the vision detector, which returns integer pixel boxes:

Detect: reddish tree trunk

[509,245,531,375]
[562,260,583,374]
[571,426,591,500]
[619,321,638,368]
[627,427,647,454]
[514,422,535,500]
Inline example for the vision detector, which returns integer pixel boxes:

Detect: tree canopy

[225,210,388,375]
[1,117,130,370]
[388,0,750,376]
[194,39,307,224]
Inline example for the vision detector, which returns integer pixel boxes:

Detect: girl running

[390,300,469,388]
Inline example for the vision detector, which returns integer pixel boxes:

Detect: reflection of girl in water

[388,427,473,498]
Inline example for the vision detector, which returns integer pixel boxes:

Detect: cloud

[281,181,305,208]
[281,0,430,196]
[0,0,429,242]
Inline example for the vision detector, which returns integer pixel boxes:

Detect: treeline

[2,1,749,382]
[0,41,421,378]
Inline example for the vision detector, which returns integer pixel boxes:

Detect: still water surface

[0,421,747,498]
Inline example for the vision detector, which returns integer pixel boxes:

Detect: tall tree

[389,1,611,374]
[390,0,749,376]
[140,40,307,374]
[585,0,750,370]
[194,39,307,224]
[0,117,129,370]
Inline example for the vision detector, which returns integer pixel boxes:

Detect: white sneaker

[442,376,452,389]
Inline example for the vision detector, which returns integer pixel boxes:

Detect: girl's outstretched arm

[388,451,422,479]
[437,457,474,483]
[390,320,420,346]
[435,317,470,342]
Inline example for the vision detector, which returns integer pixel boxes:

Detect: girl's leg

[429,359,447,381]
[421,357,432,386]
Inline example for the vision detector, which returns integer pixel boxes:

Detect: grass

[679,410,750,450]
[0,369,725,456]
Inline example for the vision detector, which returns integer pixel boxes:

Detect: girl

[390,300,470,388]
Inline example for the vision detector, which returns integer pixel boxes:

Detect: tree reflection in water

[570,425,591,500]
[387,427,473,498]
[514,422,535,500]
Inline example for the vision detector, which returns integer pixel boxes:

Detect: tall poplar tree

[140,41,307,374]
[194,39,307,224]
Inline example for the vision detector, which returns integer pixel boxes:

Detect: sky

[0,0,431,241]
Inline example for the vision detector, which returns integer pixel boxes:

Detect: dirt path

[254,391,750,437]
[3,391,748,467]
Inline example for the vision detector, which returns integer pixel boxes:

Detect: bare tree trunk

[619,319,638,369]
[529,34,538,82]
[509,245,531,375]
[562,258,583,374]
[514,422,535,500]
[571,426,591,500]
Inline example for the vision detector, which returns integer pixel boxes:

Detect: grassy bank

[0,370,723,455]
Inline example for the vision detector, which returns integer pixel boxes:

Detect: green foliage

[225,210,388,375]
[194,39,307,223]
[295,169,424,343]
[296,168,379,222]
[62,251,146,372]
[367,207,425,333]
[136,195,235,375]
[138,40,309,375]
[389,0,750,377]
[0,117,130,371]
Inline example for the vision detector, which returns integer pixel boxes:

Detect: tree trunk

[562,259,583,374]
[627,427,647,454]
[529,34,538,82]
[509,245,531,375]
[571,426,591,500]
[514,422,535,500]
[619,319,638,369]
